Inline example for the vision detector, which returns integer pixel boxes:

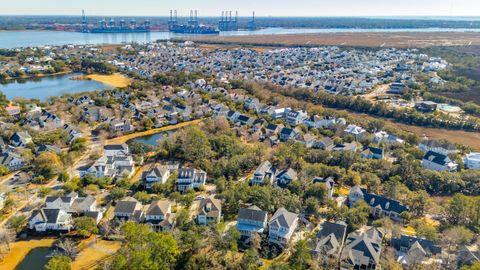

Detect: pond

[0,73,113,101]
[128,131,173,146]
[16,247,55,270]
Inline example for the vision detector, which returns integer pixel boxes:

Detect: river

[0,72,113,100]
[1,27,480,49]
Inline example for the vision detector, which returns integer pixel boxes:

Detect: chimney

[235,11,238,22]
[229,11,232,22]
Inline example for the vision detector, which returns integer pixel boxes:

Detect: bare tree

[0,226,16,259]
[55,239,79,260]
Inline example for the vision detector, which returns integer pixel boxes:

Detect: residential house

[421,151,458,172]
[35,144,62,155]
[10,131,33,147]
[313,137,334,150]
[311,221,347,260]
[419,139,458,155]
[28,208,73,232]
[265,123,283,136]
[250,161,276,186]
[63,124,83,144]
[388,82,406,94]
[45,192,102,223]
[177,168,207,192]
[415,101,437,112]
[236,205,268,241]
[0,152,24,171]
[145,200,176,231]
[4,104,21,117]
[361,147,385,160]
[457,246,480,269]
[114,198,144,222]
[349,186,408,222]
[340,227,383,270]
[464,153,480,170]
[286,110,308,126]
[80,144,135,179]
[304,115,338,129]
[196,197,222,225]
[373,131,404,145]
[268,207,299,248]
[296,133,317,148]
[391,235,442,266]
[276,168,297,188]
[312,177,335,199]
[142,165,171,189]
[279,127,298,142]
[344,125,366,141]
[109,118,134,134]
[333,142,357,152]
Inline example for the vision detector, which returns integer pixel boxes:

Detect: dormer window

[370,198,375,205]
[385,202,390,209]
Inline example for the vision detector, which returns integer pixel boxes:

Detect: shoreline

[0,238,56,270]
[83,73,131,88]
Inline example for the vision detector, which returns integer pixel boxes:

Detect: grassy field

[85,73,131,88]
[72,240,121,270]
[178,32,480,48]
[343,110,480,150]
[0,238,56,270]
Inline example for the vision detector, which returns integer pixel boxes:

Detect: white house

[250,161,276,185]
[0,152,24,171]
[286,110,308,126]
[177,168,207,192]
[268,207,299,248]
[142,165,171,189]
[28,208,73,232]
[464,153,480,170]
[344,124,366,141]
[79,144,135,179]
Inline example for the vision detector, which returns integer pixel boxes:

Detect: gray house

[340,227,384,270]
[311,221,347,260]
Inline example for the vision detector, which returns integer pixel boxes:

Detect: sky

[1,0,480,17]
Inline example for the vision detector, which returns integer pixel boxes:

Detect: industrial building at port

[80,9,256,34]
[81,10,150,33]
[168,10,256,34]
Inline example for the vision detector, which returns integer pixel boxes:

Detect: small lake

[16,247,54,270]
[2,27,480,49]
[0,72,113,101]
[129,130,173,146]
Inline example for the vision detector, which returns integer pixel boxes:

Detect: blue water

[16,247,54,270]
[130,131,171,146]
[1,27,480,49]
[0,72,112,100]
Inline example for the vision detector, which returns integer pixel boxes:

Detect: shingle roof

[146,200,171,216]
[238,205,267,223]
[269,207,298,229]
